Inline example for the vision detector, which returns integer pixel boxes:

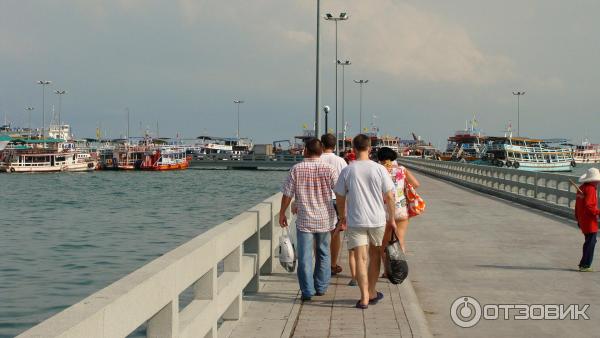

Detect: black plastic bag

[384,232,408,284]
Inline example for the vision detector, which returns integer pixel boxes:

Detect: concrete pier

[17,162,599,337]
[224,171,598,337]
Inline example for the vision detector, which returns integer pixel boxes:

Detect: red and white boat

[140,146,190,171]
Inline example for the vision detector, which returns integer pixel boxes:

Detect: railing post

[193,264,218,338]
[244,212,261,293]
[223,246,243,321]
[147,299,179,338]
[261,201,278,275]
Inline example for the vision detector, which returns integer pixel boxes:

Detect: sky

[0,0,599,148]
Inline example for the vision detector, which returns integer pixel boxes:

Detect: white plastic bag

[279,228,297,273]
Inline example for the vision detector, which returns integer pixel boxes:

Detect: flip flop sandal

[369,291,384,305]
[355,300,368,309]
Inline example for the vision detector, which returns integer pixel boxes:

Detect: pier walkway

[228,245,431,338]
[227,172,599,338]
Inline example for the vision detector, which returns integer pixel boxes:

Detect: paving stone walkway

[229,244,431,338]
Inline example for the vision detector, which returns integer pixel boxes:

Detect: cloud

[327,0,514,84]
[283,30,314,46]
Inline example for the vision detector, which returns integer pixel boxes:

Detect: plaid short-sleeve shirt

[282,158,338,233]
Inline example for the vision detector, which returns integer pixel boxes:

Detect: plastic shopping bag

[384,232,409,284]
[279,228,297,273]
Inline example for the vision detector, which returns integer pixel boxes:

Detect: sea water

[0,169,288,337]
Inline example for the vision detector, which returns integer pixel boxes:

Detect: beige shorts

[346,226,385,249]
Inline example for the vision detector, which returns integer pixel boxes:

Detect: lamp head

[325,13,333,19]
[323,105,330,113]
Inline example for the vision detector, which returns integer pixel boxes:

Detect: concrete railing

[398,157,579,219]
[19,193,292,338]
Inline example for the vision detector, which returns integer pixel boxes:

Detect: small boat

[573,140,600,164]
[483,134,574,172]
[140,147,190,171]
[0,138,97,173]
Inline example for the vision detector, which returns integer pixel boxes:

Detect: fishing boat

[140,146,190,171]
[0,138,97,173]
[572,140,600,164]
[189,136,253,160]
[440,124,487,162]
[483,133,574,172]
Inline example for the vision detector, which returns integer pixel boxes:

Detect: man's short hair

[353,134,371,151]
[305,138,323,156]
[321,133,337,150]
[377,147,398,161]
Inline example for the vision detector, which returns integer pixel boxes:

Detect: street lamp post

[25,107,34,138]
[325,12,349,148]
[233,100,244,138]
[323,106,330,134]
[314,0,321,138]
[54,90,67,127]
[354,80,369,133]
[36,80,52,138]
[338,60,351,150]
[512,91,526,136]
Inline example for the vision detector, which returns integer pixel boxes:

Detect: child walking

[575,168,600,272]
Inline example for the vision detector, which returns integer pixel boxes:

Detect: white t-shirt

[321,152,347,200]
[320,152,348,174]
[334,160,395,228]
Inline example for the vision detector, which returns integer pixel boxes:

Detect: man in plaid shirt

[279,138,339,301]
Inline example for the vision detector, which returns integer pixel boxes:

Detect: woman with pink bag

[377,147,420,253]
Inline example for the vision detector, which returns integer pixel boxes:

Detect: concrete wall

[18,193,292,338]
[399,158,580,219]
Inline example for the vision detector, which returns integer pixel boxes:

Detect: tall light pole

[37,80,52,138]
[125,107,130,144]
[338,60,351,150]
[325,12,349,147]
[54,90,67,127]
[354,80,369,133]
[512,91,526,136]
[233,100,244,138]
[314,0,321,138]
[25,107,34,138]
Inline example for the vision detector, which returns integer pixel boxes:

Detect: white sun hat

[579,167,600,183]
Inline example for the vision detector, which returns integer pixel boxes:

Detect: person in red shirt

[575,168,600,272]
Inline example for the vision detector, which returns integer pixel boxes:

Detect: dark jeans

[579,232,597,268]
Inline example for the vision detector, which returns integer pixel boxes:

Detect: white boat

[483,134,574,172]
[0,138,97,173]
[573,140,600,164]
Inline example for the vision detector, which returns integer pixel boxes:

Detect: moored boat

[573,141,600,164]
[483,134,574,172]
[140,146,190,171]
[0,138,97,173]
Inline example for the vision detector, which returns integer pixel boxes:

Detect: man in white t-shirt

[320,133,347,276]
[334,134,396,309]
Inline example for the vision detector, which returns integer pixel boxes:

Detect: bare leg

[330,230,341,270]
[349,249,357,279]
[396,219,409,252]
[354,246,370,305]
[368,245,382,299]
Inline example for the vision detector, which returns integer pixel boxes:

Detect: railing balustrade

[398,157,580,218]
[18,193,292,338]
